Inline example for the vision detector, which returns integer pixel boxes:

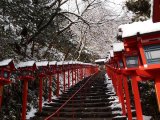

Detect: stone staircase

[31,72,129,120]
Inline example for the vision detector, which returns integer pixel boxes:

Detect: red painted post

[138,43,147,66]
[39,77,43,112]
[117,74,126,115]
[68,69,70,88]
[72,67,74,86]
[56,73,60,97]
[63,71,66,92]
[154,74,160,111]
[48,75,52,102]
[22,80,28,120]
[131,75,143,120]
[0,86,3,110]
[80,66,83,80]
[123,75,132,120]
[77,68,79,82]
[75,67,77,84]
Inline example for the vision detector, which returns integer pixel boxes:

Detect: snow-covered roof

[63,61,69,65]
[36,61,48,67]
[17,61,35,68]
[95,59,106,63]
[68,61,73,64]
[0,59,13,67]
[112,42,124,52]
[57,61,63,65]
[119,19,160,38]
[49,61,57,66]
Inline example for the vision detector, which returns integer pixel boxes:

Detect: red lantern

[17,61,36,120]
[36,61,49,112]
[0,59,15,110]
[48,61,57,102]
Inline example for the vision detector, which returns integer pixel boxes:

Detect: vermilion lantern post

[48,61,57,102]
[36,61,49,112]
[0,59,15,110]
[62,61,68,92]
[56,61,63,97]
[71,61,75,86]
[67,62,71,89]
[117,26,147,120]
[17,61,36,120]
[110,43,127,116]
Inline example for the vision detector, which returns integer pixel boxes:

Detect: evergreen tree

[125,0,151,21]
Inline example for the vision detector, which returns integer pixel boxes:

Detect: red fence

[106,28,160,120]
[0,59,98,120]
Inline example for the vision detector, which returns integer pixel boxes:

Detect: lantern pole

[68,67,70,88]
[39,76,43,112]
[63,70,66,92]
[123,75,132,120]
[75,67,77,84]
[77,67,79,82]
[72,66,74,86]
[131,75,143,120]
[22,80,28,120]
[0,85,3,110]
[56,72,60,97]
[48,75,52,102]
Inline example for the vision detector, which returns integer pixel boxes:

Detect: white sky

[106,0,126,15]
[61,0,126,15]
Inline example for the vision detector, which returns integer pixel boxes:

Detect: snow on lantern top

[57,61,64,66]
[0,59,15,85]
[36,61,49,67]
[17,61,36,81]
[118,19,160,39]
[49,61,57,66]
[17,61,36,69]
[0,59,15,69]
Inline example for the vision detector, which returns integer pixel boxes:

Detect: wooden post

[155,74,160,111]
[138,44,147,66]
[123,75,132,120]
[72,68,74,86]
[0,85,3,110]
[48,75,52,102]
[75,68,77,84]
[131,75,143,120]
[56,73,59,97]
[22,80,28,120]
[39,77,43,112]
[117,74,126,115]
[68,69,70,88]
[63,71,66,92]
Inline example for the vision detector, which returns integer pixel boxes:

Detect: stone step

[36,111,121,118]
[42,106,121,112]
[52,98,115,103]
[45,102,112,107]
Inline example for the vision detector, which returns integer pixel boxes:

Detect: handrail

[44,72,98,120]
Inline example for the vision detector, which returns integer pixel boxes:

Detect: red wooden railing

[0,60,98,120]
